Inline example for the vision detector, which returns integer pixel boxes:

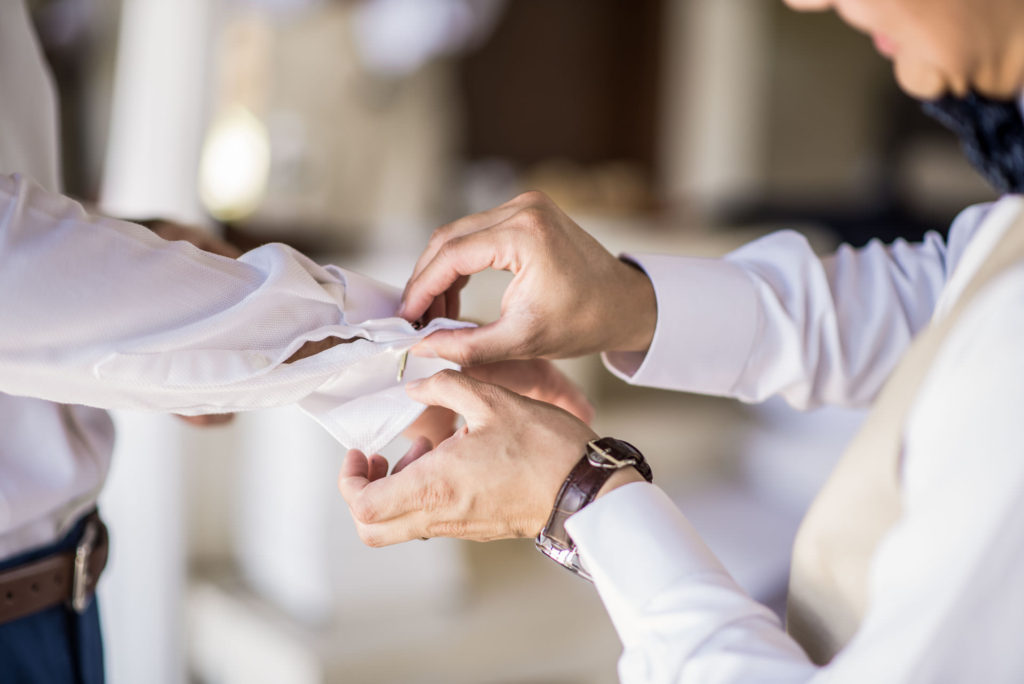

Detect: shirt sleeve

[0,173,463,451]
[603,204,993,410]
[569,265,1024,683]
[566,484,819,684]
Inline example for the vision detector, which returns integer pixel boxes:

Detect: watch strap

[536,438,654,581]
[541,453,616,550]
[587,437,653,482]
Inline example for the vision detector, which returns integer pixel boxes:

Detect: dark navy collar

[922,91,1024,194]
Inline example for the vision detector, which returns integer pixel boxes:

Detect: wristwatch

[535,437,653,582]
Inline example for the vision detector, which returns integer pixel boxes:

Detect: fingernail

[405,378,424,389]
[410,343,437,359]
[396,302,408,319]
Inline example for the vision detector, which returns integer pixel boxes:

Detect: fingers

[341,451,453,529]
[407,198,526,286]
[425,294,448,325]
[399,226,518,323]
[411,320,524,367]
[340,448,421,526]
[530,361,595,425]
[463,359,595,425]
[344,472,480,547]
[340,449,428,545]
[565,391,595,425]
[401,191,562,325]
[339,449,372,502]
[352,513,469,547]
[368,453,389,482]
[391,436,433,474]
[444,275,469,322]
[402,405,457,446]
[405,368,505,424]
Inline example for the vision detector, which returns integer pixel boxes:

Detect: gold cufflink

[396,349,410,382]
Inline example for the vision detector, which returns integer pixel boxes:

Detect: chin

[893,59,953,100]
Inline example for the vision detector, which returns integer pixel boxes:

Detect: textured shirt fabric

[571,189,1024,682]
[0,0,464,559]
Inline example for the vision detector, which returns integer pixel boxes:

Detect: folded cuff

[565,483,732,640]
[602,253,760,397]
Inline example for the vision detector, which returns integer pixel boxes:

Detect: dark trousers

[0,516,105,684]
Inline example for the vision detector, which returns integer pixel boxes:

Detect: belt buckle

[69,517,99,613]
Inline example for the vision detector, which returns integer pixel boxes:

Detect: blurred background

[27,0,996,682]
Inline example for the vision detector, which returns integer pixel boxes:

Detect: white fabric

[0,0,465,559]
[574,191,1024,681]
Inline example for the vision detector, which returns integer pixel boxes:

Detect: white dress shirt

[568,160,1024,678]
[0,0,459,559]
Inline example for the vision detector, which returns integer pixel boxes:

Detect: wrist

[610,260,657,353]
[535,437,653,581]
[596,466,645,499]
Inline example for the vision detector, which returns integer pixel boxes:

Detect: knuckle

[516,189,550,206]
[475,383,505,413]
[357,527,384,548]
[436,236,465,264]
[350,496,377,524]
[516,205,546,231]
[417,479,455,513]
[456,347,484,368]
[433,368,463,386]
[513,208,556,247]
[427,223,454,249]
[427,519,469,539]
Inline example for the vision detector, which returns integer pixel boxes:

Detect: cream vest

[786,206,1024,665]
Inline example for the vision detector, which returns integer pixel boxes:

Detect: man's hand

[401,358,595,446]
[466,359,595,425]
[398,191,657,366]
[338,369,599,546]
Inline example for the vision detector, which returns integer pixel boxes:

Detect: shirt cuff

[602,253,760,397]
[335,266,402,324]
[565,482,732,639]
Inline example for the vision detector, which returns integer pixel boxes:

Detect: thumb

[405,369,503,426]
[412,320,525,367]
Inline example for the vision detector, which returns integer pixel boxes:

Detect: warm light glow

[198,105,271,222]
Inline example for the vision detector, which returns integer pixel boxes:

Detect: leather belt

[0,511,109,625]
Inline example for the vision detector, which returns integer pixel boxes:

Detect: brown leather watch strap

[0,513,109,625]
[542,454,615,550]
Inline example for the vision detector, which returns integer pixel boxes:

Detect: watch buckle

[586,439,637,470]
[535,534,593,583]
